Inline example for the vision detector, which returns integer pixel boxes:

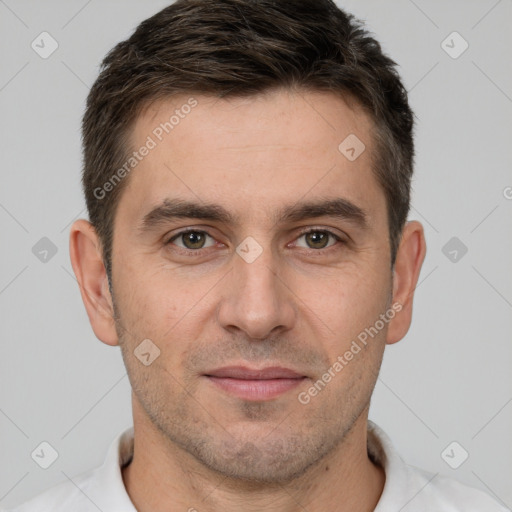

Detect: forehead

[118,89,384,225]
[135,89,371,153]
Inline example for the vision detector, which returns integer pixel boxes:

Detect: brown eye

[296,230,339,250]
[182,231,206,249]
[305,231,329,249]
[168,230,215,250]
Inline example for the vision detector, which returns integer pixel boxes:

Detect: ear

[69,219,119,346]
[386,220,426,345]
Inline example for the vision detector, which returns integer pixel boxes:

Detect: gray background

[1,0,511,509]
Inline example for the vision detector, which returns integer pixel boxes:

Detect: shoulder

[4,468,100,512]
[5,426,135,512]
[367,421,508,512]
[400,464,509,511]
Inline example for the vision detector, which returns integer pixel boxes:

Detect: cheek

[114,259,217,350]
[296,265,391,346]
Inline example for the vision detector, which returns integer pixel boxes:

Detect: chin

[185,431,334,484]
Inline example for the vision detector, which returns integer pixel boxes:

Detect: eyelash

[165,227,345,256]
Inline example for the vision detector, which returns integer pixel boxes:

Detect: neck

[122,402,385,512]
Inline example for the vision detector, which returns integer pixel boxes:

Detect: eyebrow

[138,197,368,234]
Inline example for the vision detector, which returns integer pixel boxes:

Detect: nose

[217,245,296,340]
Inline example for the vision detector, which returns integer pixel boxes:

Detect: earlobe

[69,219,119,346]
[386,220,426,345]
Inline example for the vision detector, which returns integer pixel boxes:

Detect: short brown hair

[82,0,414,281]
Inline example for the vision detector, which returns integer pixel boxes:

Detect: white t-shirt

[5,421,508,512]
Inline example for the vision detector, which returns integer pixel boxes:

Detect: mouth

[203,366,308,401]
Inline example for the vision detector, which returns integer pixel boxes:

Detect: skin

[70,88,426,512]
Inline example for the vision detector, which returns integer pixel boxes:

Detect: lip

[204,366,307,401]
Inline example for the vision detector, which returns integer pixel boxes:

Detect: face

[107,89,394,482]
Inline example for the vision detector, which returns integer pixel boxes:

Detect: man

[7,0,507,510]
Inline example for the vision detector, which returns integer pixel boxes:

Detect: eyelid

[295,225,345,238]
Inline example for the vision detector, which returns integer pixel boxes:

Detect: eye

[167,230,216,250]
[294,229,341,250]
[165,227,344,255]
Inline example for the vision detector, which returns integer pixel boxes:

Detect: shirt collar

[92,425,137,511]
[102,421,406,510]
[367,420,411,510]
